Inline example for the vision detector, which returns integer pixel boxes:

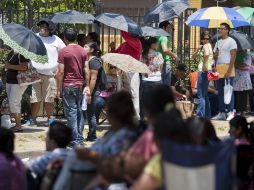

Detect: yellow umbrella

[186,7,249,28]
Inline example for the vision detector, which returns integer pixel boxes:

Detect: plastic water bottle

[82,95,87,111]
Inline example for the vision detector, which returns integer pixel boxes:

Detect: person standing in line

[5,52,29,132]
[196,32,213,118]
[30,18,66,126]
[233,50,252,116]
[140,37,164,120]
[115,31,142,119]
[212,23,237,121]
[248,52,254,115]
[84,42,103,142]
[157,21,179,85]
[56,28,90,146]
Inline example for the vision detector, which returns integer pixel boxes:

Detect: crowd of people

[1,86,254,189]
[0,16,254,190]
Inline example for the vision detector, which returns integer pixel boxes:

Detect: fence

[0,1,252,116]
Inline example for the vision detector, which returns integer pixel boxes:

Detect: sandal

[11,127,23,133]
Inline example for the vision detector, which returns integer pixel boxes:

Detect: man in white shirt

[212,23,237,121]
[30,19,66,125]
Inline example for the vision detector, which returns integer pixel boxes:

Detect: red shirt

[115,31,142,60]
[58,44,87,88]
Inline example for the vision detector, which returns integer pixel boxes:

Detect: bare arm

[171,86,186,99]
[5,62,28,71]
[55,63,64,97]
[89,69,98,95]
[161,43,179,63]
[83,61,91,95]
[130,173,160,190]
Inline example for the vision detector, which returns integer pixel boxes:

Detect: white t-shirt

[32,34,66,76]
[214,37,237,64]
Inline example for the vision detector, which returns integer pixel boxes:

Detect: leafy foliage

[1,0,96,13]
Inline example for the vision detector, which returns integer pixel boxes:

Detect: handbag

[17,54,41,86]
[224,79,233,105]
[176,101,194,119]
[207,71,219,81]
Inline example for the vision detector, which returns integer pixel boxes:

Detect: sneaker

[29,119,37,127]
[48,117,56,126]
[226,112,235,121]
[212,112,226,120]
[22,119,32,126]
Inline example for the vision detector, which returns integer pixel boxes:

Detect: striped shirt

[27,148,69,176]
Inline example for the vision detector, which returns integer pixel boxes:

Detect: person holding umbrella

[157,21,179,85]
[5,52,29,132]
[115,31,142,119]
[212,23,237,121]
[30,19,65,126]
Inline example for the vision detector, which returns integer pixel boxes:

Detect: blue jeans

[63,85,84,146]
[161,62,171,85]
[95,96,106,123]
[83,91,100,140]
[216,77,234,113]
[196,72,211,118]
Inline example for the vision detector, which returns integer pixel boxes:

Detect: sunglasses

[219,27,227,30]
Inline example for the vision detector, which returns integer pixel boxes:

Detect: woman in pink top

[0,127,26,190]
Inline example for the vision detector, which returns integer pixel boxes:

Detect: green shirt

[198,43,213,72]
[156,36,171,63]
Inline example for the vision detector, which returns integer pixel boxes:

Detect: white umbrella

[102,53,151,74]
[141,26,170,36]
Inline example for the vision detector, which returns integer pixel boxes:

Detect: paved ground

[15,116,254,159]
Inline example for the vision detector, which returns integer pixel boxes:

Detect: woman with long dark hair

[83,42,103,141]
[140,37,164,120]
[196,31,213,118]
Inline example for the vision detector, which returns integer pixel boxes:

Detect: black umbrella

[51,10,95,24]
[144,0,189,23]
[95,13,142,36]
[212,30,254,51]
[0,23,48,63]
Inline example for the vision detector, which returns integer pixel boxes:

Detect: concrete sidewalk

[15,118,109,158]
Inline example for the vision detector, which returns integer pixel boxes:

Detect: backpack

[91,57,107,91]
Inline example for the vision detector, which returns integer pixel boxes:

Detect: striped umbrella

[186,7,250,28]
[234,7,254,26]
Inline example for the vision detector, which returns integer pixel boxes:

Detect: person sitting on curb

[26,121,72,188]
[170,64,188,100]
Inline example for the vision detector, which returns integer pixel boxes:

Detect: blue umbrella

[144,0,189,23]
[51,10,95,24]
[186,7,249,28]
[95,13,142,36]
